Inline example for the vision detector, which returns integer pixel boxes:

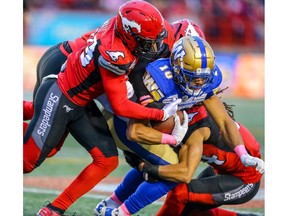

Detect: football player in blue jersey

[94,35,263,216]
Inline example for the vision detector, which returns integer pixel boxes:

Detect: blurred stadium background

[23,0,264,215]
[23,0,264,98]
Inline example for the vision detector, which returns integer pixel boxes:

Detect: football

[150,110,184,134]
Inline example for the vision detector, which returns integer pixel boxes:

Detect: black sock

[47,203,65,215]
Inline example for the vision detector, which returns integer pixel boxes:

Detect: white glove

[162,98,182,121]
[126,80,134,99]
[240,154,265,174]
[171,110,189,146]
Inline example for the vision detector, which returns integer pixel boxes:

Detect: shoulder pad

[146,59,175,92]
[98,55,126,75]
[211,64,223,90]
[144,59,177,100]
[207,64,223,92]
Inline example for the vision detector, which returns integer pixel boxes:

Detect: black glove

[123,151,144,169]
[142,163,160,183]
[123,151,161,183]
[143,171,160,183]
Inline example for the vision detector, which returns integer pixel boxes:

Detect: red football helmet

[171,19,206,42]
[115,0,167,59]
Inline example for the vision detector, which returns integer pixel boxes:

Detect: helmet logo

[119,11,141,34]
[106,50,125,62]
[172,40,185,60]
[185,22,199,37]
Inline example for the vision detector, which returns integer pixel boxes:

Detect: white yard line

[23,187,165,205]
[24,184,264,202]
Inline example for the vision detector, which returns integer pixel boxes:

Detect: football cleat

[37,206,63,216]
[94,200,107,216]
[95,207,119,216]
[37,201,66,216]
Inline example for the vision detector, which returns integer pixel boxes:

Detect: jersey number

[80,34,97,67]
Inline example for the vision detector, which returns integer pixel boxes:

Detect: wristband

[143,163,159,178]
[234,144,248,157]
[161,133,177,145]
[139,95,154,106]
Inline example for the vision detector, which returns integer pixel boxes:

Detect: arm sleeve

[100,66,164,121]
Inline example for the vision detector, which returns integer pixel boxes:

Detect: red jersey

[68,30,95,52]
[57,30,95,57]
[57,17,164,121]
[184,105,262,184]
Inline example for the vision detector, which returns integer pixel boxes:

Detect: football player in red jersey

[24,1,182,216]
[23,16,211,216]
[100,102,264,216]
[138,103,264,216]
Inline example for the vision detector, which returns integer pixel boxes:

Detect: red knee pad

[90,147,119,176]
[103,156,119,174]
[23,124,41,173]
[23,100,34,120]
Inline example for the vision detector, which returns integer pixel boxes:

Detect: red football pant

[23,122,41,173]
[156,183,237,216]
[23,121,67,173]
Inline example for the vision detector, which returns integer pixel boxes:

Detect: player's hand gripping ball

[150,110,184,134]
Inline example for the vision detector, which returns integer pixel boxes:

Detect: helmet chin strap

[179,82,206,97]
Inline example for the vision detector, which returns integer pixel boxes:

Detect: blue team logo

[171,40,186,61]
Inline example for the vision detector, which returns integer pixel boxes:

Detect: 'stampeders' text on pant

[37,93,59,136]
[224,183,253,201]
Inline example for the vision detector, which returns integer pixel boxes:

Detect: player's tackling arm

[203,95,244,149]
[140,127,206,183]
[203,95,265,173]
[101,68,164,120]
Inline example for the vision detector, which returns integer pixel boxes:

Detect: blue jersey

[143,58,222,110]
